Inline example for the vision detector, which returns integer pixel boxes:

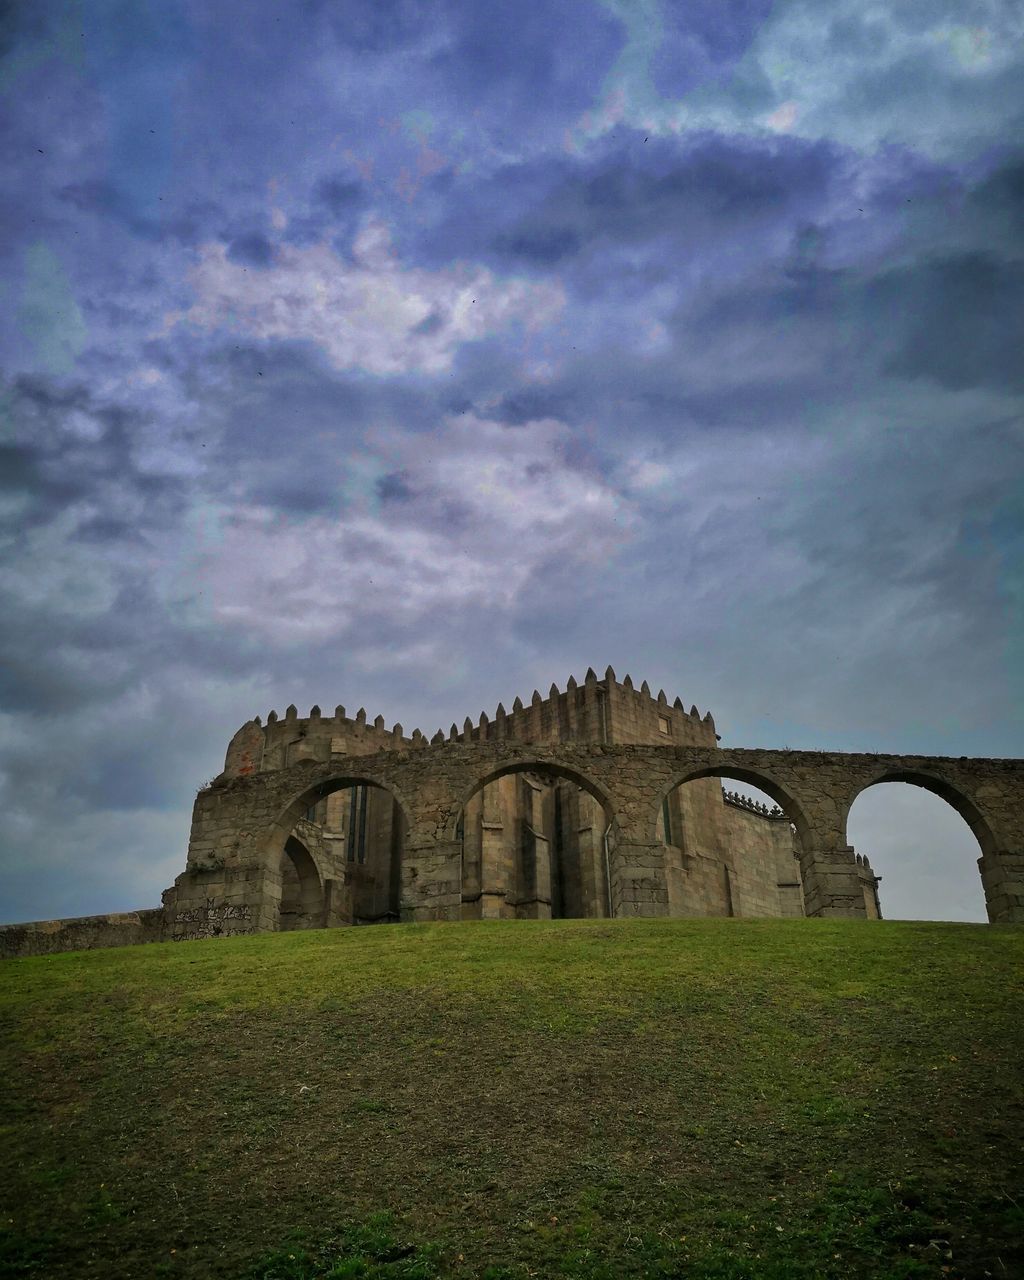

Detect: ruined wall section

[0,910,167,959]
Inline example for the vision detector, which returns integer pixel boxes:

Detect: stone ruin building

[3,667,1024,956]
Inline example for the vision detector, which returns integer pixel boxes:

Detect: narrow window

[356,784,368,863]
[658,715,671,735]
[346,786,358,862]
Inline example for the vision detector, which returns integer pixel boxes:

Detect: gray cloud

[0,1,1021,929]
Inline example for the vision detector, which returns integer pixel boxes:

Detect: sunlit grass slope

[1,919,1022,1279]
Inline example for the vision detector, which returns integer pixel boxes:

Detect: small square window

[658,715,671,735]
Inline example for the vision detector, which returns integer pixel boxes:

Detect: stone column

[400,841,463,923]
[799,845,868,918]
[165,863,281,940]
[322,877,352,927]
[978,851,1024,923]
[609,841,670,918]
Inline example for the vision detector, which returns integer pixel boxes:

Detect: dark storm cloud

[651,0,774,97]
[318,0,625,124]
[0,375,183,518]
[875,253,1024,391]
[420,132,844,269]
[225,233,277,268]
[314,174,365,215]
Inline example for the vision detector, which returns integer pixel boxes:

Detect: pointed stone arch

[279,835,325,931]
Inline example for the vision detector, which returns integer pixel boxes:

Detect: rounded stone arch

[649,764,813,851]
[263,765,416,868]
[843,768,999,861]
[263,766,416,929]
[449,756,622,922]
[445,757,619,843]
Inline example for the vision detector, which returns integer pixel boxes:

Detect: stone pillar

[978,852,1024,923]
[322,877,352,927]
[609,842,670,918]
[165,864,280,940]
[800,846,868,918]
[400,841,463,922]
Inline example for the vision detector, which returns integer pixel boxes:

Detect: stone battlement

[222,668,717,779]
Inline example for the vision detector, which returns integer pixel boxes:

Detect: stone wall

[0,909,166,959]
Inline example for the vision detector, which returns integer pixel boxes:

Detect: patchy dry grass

[1,919,1022,1278]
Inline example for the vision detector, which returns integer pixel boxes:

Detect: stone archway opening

[455,762,618,920]
[280,835,324,931]
[845,776,990,922]
[654,769,807,919]
[269,775,410,928]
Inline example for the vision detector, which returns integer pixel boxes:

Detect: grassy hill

[1,919,1022,1280]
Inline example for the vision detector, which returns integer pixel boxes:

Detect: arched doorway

[846,775,990,922]
[455,762,617,920]
[654,769,807,918]
[269,775,410,928]
[279,836,324,931]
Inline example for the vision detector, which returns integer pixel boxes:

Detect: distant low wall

[0,909,167,959]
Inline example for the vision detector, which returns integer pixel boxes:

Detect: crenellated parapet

[427,666,717,750]
[722,788,789,821]
[222,666,720,779]
[222,703,429,778]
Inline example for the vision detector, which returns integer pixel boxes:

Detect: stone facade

[3,667,1023,957]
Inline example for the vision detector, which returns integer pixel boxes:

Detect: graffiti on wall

[172,898,255,941]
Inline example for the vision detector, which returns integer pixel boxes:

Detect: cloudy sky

[1,0,1022,926]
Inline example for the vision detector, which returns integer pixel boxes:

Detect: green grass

[1,918,1022,1279]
